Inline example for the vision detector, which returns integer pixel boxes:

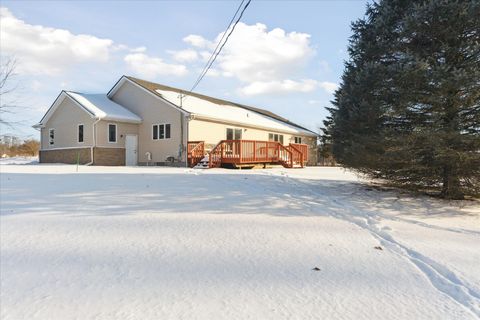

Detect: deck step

[193,156,210,169]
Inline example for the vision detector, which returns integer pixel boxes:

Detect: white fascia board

[36,91,97,127]
[101,116,142,124]
[191,114,318,137]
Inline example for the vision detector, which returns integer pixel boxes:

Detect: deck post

[221,142,224,162]
[239,140,242,163]
[253,141,256,162]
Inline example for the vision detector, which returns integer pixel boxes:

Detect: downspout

[178,94,187,166]
[85,118,101,166]
[179,111,184,164]
[184,114,191,167]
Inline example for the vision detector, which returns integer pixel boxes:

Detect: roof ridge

[66,91,108,95]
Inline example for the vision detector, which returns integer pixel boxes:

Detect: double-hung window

[49,128,55,145]
[294,137,302,144]
[78,124,84,143]
[153,124,171,140]
[108,124,117,143]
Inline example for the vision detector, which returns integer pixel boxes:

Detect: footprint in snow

[374,246,383,250]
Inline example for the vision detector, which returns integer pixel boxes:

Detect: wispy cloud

[239,79,338,96]
[124,53,187,78]
[169,49,199,63]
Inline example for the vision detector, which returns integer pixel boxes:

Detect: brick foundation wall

[93,147,125,166]
[40,148,92,164]
[138,161,187,167]
[39,147,125,166]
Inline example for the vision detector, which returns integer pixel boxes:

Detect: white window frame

[108,123,117,143]
[165,123,171,139]
[78,124,84,143]
[268,133,284,144]
[152,123,171,140]
[226,127,242,140]
[152,124,158,140]
[294,136,302,144]
[48,128,55,146]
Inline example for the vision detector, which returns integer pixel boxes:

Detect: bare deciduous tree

[0,57,19,127]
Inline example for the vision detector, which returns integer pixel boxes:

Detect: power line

[191,0,245,92]
[187,0,252,95]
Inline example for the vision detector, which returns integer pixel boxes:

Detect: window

[268,133,284,144]
[165,124,171,139]
[153,124,171,140]
[78,124,84,143]
[159,124,165,139]
[294,137,302,144]
[49,128,55,145]
[108,124,117,143]
[226,128,242,140]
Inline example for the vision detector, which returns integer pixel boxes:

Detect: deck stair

[187,141,205,167]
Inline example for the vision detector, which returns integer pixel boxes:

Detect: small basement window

[78,124,84,143]
[108,124,117,143]
[49,128,55,145]
[294,137,302,144]
[153,124,171,140]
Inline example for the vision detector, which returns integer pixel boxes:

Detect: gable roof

[34,91,142,128]
[110,76,317,136]
[66,92,142,123]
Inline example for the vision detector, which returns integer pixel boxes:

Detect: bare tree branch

[0,56,21,128]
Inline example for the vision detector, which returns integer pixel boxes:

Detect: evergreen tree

[325,0,480,199]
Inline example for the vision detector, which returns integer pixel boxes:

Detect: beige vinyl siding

[110,80,186,163]
[188,118,317,165]
[95,120,139,148]
[41,97,94,150]
[188,118,311,146]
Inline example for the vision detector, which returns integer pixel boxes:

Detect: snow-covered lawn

[1,164,479,320]
[0,156,38,165]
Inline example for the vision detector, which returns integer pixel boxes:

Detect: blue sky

[0,0,369,139]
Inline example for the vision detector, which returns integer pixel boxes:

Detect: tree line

[322,0,479,199]
[0,138,40,157]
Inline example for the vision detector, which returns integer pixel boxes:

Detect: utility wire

[185,0,252,97]
[190,0,245,92]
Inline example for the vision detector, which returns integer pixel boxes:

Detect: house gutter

[85,118,101,166]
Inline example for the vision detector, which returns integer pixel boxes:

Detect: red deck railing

[208,140,308,168]
[287,144,303,167]
[289,143,308,164]
[187,141,205,167]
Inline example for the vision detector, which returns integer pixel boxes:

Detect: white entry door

[125,134,138,166]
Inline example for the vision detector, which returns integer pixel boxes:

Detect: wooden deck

[204,140,308,169]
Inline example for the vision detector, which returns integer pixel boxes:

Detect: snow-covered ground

[0,156,38,165]
[1,164,479,320]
